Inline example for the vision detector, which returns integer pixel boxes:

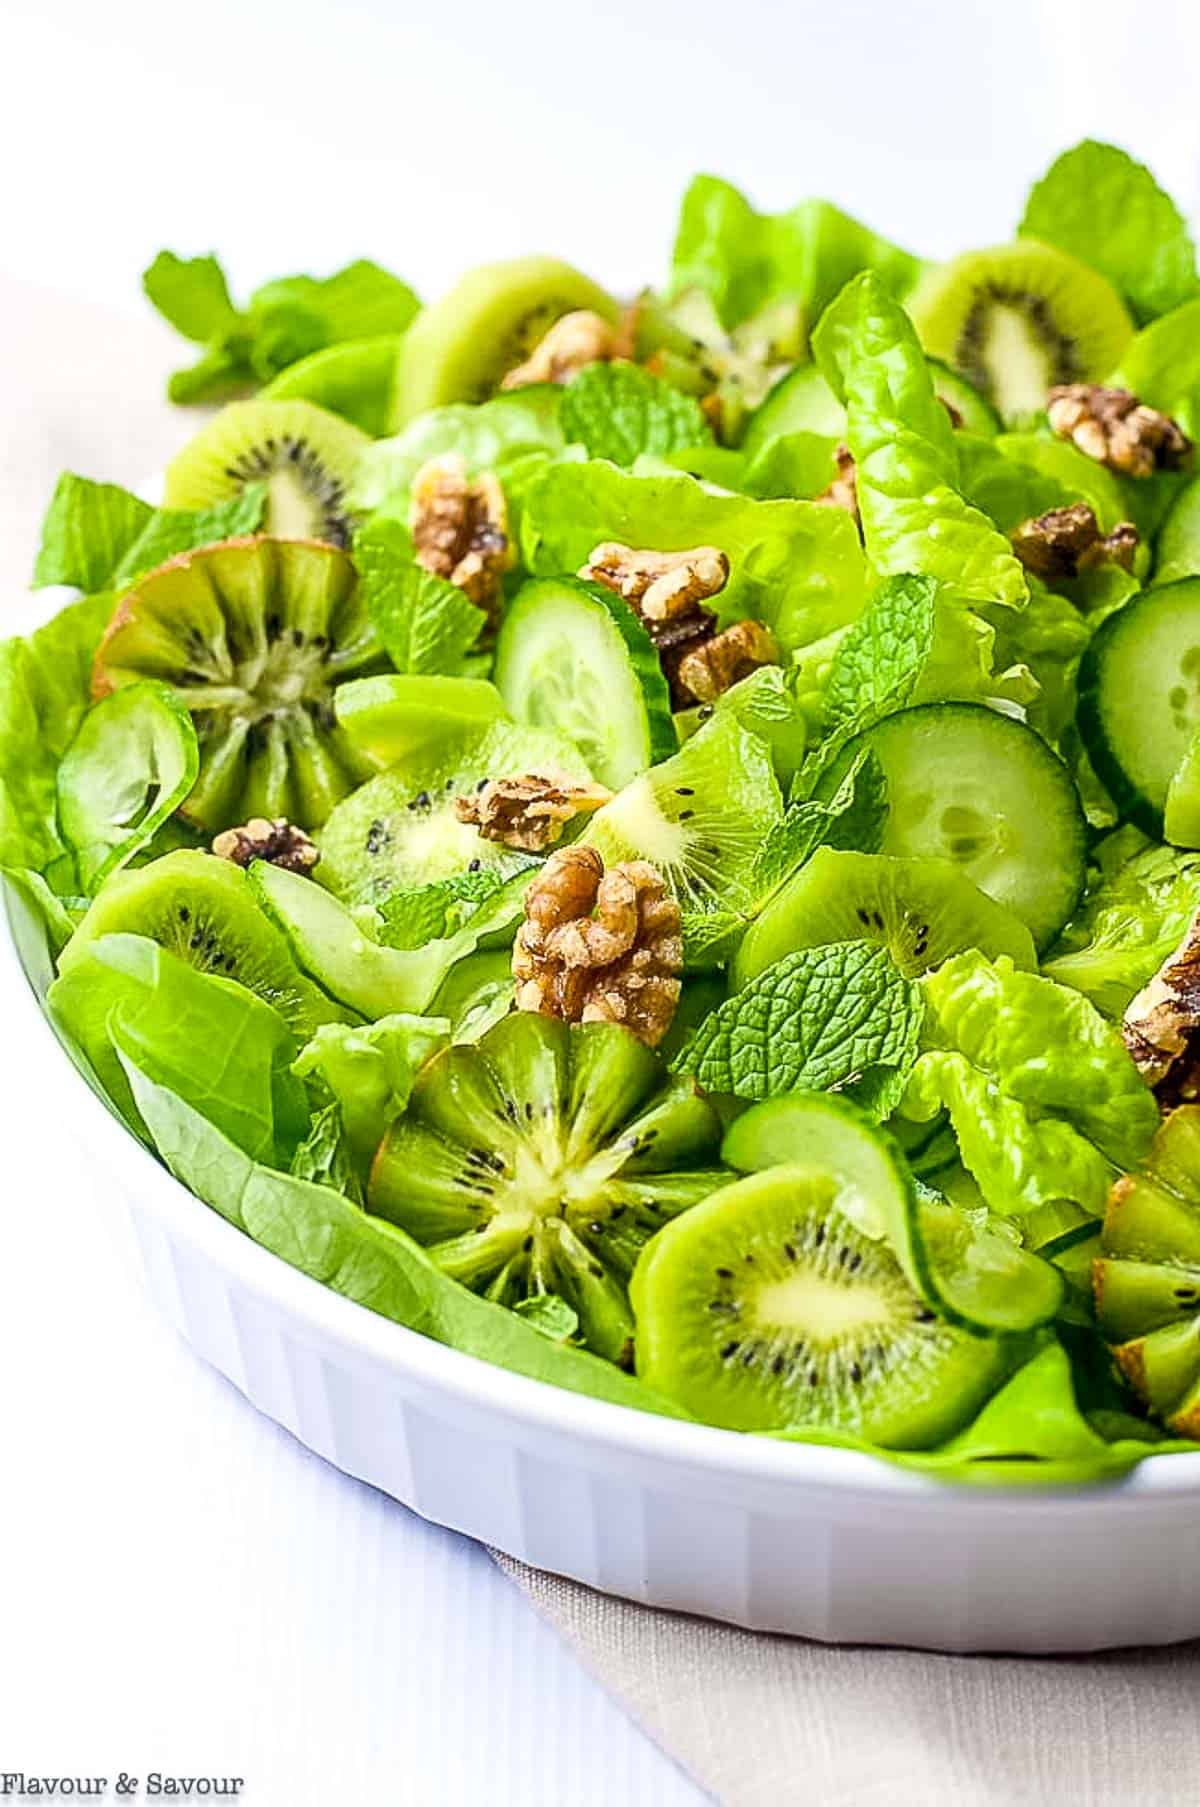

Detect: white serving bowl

[8,875,1200,1655]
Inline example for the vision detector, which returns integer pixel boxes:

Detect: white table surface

[4,2,1200,1798]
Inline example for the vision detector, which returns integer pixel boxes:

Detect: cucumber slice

[732,849,1037,987]
[825,703,1086,950]
[925,359,1002,437]
[494,577,675,789]
[723,1093,1063,1334]
[1077,579,1200,837]
[335,674,505,771]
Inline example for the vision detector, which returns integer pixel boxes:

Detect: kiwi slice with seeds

[164,399,369,546]
[93,536,380,833]
[631,1165,1011,1443]
[908,240,1133,421]
[316,717,593,906]
[368,1012,728,1363]
[732,849,1037,988]
[391,257,620,426]
[58,849,349,1040]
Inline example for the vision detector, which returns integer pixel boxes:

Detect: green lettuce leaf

[672,939,922,1107]
[33,472,268,594]
[353,516,485,676]
[812,271,1027,610]
[48,932,308,1161]
[351,388,566,516]
[559,361,711,466]
[111,485,268,588]
[289,1099,363,1201]
[1114,298,1200,440]
[903,950,1157,1217]
[1020,140,1198,325]
[292,1013,450,1173]
[520,460,867,653]
[1044,841,1200,1016]
[670,174,922,329]
[142,251,241,343]
[122,1054,688,1418]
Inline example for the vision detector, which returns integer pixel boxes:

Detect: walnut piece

[814,443,860,523]
[212,816,319,875]
[1122,911,1200,1103]
[1047,384,1193,478]
[513,845,682,1047]
[454,771,612,852]
[409,452,515,626]
[674,618,780,705]
[1009,502,1139,580]
[580,541,730,622]
[500,310,622,389]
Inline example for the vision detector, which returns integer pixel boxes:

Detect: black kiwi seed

[721,1341,741,1360]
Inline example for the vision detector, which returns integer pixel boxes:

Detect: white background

[3,3,1200,1802]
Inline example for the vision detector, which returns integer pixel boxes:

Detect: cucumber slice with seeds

[494,576,675,790]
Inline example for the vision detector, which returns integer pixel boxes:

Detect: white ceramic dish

[9,878,1200,1655]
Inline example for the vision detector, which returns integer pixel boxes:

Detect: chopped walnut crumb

[580,542,730,622]
[674,618,780,705]
[1047,384,1193,478]
[513,845,682,1047]
[1009,502,1140,580]
[409,453,515,627]
[1123,911,1200,1103]
[500,310,622,389]
[454,771,613,852]
[814,443,860,523]
[211,817,319,875]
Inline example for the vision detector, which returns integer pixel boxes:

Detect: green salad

[12,138,1200,1484]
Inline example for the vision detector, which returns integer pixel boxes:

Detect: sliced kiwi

[908,240,1133,421]
[316,718,593,906]
[368,1012,728,1362]
[57,849,348,1039]
[630,1165,1010,1443]
[637,289,804,442]
[583,710,782,918]
[262,335,406,437]
[93,536,380,833]
[391,257,620,426]
[163,399,369,546]
[733,849,1037,988]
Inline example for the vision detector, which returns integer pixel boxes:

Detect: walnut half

[674,618,780,705]
[409,453,515,627]
[580,542,730,622]
[212,817,319,875]
[1047,384,1192,478]
[1123,910,1200,1103]
[513,845,682,1047]
[454,772,612,853]
[500,310,622,389]
[1009,502,1139,580]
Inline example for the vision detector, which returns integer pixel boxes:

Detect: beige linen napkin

[8,273,1199,1807]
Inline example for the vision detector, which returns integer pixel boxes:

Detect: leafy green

[902,950,1158,1218]
[290,1099,363,1202]
[123,1055,688,1418]
[740,431,842,500]
[1114,299,1200,440]
[670,174,922,329]
[822,572,938,735]
[1044,841,1200,1016]
[111,486,268,588]
[812,272,1027,609]
[352,516,485,676]
[351,388,566,516]
[672,940,922,1108]
[559,362,711,465]
[55,681,199,892]
[1020,140,1197,324]
[751,750,886,897]
[520,459,867,653]
[32,472,268,593]
[377,867,514,949]
[48,932,308,1162]
[986,579,1092,743]
[292,1013,450,1173]
[991,432,1129,530]
[145,252,420,404]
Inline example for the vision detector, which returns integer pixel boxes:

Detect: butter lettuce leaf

[33,472,268,594]
[1045,842,1200,1017]
[1114,299,1200,441]
[351,388,566,516]
[812,272,1027,609]
[1020,140,1198,325]
[292,1013,450,1173]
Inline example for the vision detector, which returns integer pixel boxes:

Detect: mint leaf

[353,517,484,676]
[1020,140,1197,325]
[111,485,269,588]
[823,573,938,733]
[681,907,747,968]
[672,940,922,1105]
[753,749,886,896]
[559,362,711,467]
[33,474,153,590]
[143,251,241,343]
[378,868,514,949]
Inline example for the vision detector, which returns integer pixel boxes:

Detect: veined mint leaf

[672,939,922,1105]
[33,474,153,591]
[823,572,938,734]
[559,362,711,467]
[354,516,484,676]
[753,749,887,896]
[111,485,269,588]
[378,867,515,950]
